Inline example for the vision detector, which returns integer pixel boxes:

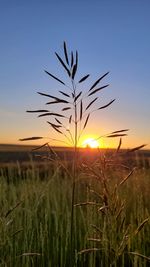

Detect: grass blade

[63,41,69,65]
[55,99,69,104]
[119,169,134,186]
[32,142,48,151]
[76,50,78,67]
[78,74,90,83]
[45,101,58,104]
[69,115,72,123]
[116,138,122,152]
[74,91,82,102]
[89,72,109,91]
[80,100,83,120]
[78,248,100,255]
[88,85,109,96]
[26,110,49,113]
[37,92,55,98]
[129,252,150,261]
[72,64,77,80]
[46,99,69,104]
[71,51,74,67]
[55,52,71,77]
[52,126,63,134]
[47,121,63,134]
[127,144,147,153]
[62,107,71,111]
[72,51,78,79]
[135,218,149,235]
[55,118,62,124]
[38,113,65,117]
[98,99,115,109]
[85,97,98,111]
[47,121,62,128]
[44,70,65,85]
[107,134,127,138]
[12,229,23,237]
[38,92,69,104]
[83,114,90,129]
[75,202,100,207]
[59,90,70,97]
[19,137,43,141]
[111,129,129,134]
[5,202,22,218]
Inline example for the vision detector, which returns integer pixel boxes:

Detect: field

[0,144,150,266]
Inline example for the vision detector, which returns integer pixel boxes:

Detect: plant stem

[70,80,78,266]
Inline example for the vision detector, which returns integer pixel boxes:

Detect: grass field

[0,145,150,266]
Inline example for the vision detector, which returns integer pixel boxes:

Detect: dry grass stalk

[78,248,101,255]
[74,202,100,207]
[134,218,149,235]
[19,42,147,266]
[129,252,150,262]
[5,201,23,218]
[119,168,135,186]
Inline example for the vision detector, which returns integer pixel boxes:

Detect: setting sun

[82,138,100,148]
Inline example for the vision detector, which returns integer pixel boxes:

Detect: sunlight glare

[82,138,100,148]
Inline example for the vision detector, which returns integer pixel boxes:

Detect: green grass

[0,160,150,267]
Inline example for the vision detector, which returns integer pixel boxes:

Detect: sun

[82,138,100,149]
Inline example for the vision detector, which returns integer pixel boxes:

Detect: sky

[0,0,150,149]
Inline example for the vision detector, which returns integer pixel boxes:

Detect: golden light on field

[81,137,100,148]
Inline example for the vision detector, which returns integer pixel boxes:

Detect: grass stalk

[18,42,148,266]
[70,80,78,266]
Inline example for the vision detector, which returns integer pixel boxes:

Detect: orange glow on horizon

[81,137,101,149]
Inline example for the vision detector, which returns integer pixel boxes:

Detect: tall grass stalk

[70,78,78,265]
[20,42,118,264]
[19,42,148,265]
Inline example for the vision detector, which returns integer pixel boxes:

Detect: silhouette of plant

[20,42,147,266]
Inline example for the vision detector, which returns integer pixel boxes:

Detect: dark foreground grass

[0,161,150,267]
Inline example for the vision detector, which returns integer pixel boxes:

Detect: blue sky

[0,0,150,148]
